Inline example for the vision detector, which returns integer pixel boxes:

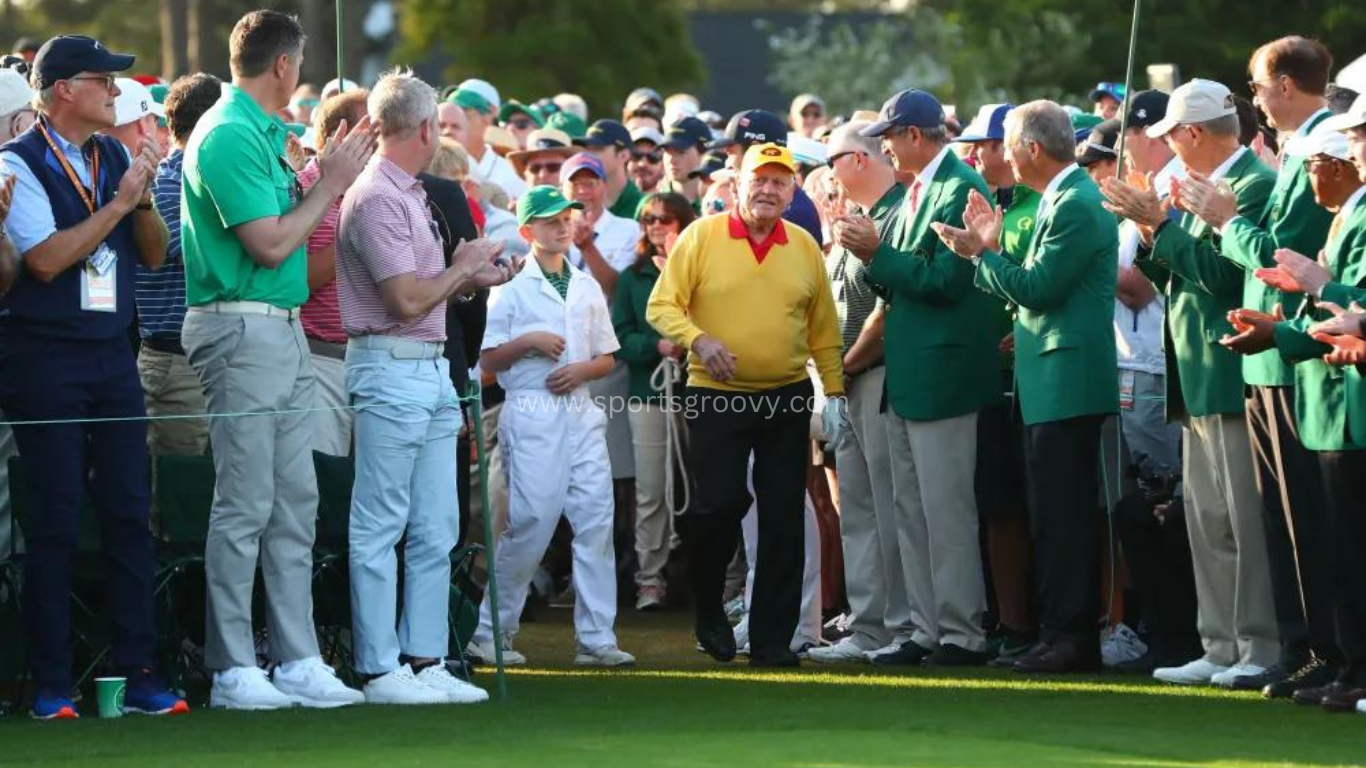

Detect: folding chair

[150,454,215,692]
[312,451,357,685]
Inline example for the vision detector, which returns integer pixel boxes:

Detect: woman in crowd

[612,192,695,611]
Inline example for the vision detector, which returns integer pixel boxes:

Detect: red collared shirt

[727,210,789,264]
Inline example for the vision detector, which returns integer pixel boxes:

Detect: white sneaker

[272,657,364,708]
[466,635,526,666]
[414,664,490,704]
[574,645,636,667]
[1357,698,1366,714]
[808,636,875,663]
[1101,623,1149,667]
[635,585,665,612]
[1153,658,1229,685]
[864,641,903,662]
[210,666,295,710]
[363,665,447,706]
[1210,664,1267,688]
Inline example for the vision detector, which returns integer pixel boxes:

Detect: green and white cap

[516,185,584,226]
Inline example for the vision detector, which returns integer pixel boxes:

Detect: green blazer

[1271,199,1366,451]
[976,167,1119,425]
[1137,150,1275,420]
[612,261,665,403]
[866,151,998,421]
[1220,110,1335,387]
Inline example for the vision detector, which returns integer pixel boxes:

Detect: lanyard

[36,119,100,214]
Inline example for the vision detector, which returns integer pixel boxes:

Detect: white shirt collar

[914,145,953,190]
[1341,185,1366,220]
[1041,163,1080,204]
[1297,108,1332,138]
[1207,146,1247,184]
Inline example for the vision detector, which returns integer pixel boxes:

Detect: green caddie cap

[546,111,587,140]
[450,88,493,114]
[517,185,585,226]
[498,99,544,127]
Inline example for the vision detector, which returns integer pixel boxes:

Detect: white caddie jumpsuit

[474,258,622,650]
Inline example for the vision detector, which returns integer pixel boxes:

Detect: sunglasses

[706,198,726,213]
[633,151,663,164]
[826,150,862,168]
[641,214,677,226]
[527,162,563,175]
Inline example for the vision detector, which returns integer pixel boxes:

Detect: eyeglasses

[826,150,862,168]
[1307,157,1345,170]
[1247,76,1282,96]
[641,214,677,226]
[527,162,563,175]
[67,74,117,91]
[632,151,663,164]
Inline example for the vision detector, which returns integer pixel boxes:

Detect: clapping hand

[932,189,1000,259]
[1253,248,1331,295]
[1306,301,1366,339]
[1177,171,1238,230]
[832,214,879,262]
[1220,304,1283,355]
[452,238,511,290]
[1310,332,1366,366]
[319,115,377,194]
[1101,174,1167,229]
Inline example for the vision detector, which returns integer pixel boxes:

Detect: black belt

[307,337,348,360]
[143,337,185,356]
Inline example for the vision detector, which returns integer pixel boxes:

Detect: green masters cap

[499,99,544,128]
[517,185,584,226]
[451,87,494,114]
[546,111,587,140]
[148,84,169,104]
[285,123,307,138]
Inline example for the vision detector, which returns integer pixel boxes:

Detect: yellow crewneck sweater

[646,212,844,395]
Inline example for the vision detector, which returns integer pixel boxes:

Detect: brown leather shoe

[1013,641,1101,674]
[1321,685,1366,713]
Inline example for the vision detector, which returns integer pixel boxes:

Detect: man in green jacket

[836,90,994,668]
[1103,79,1280,688]
[1224,109,1366,712]
[1180,36,1336,694]
[936,100,1118,674]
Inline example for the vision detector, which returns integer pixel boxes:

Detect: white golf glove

[822,396,850,450]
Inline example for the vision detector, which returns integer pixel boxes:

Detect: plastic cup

[95,676,126,719]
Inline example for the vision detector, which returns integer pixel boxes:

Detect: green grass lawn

[3,609,1363,768]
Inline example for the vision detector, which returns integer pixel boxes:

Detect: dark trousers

[1023,414,1104,648]
[685,380,811,658]
[0,334,155,693]
[1246,385,1335,667]
[1114,494,1202,667]
[1320,451,1366,685]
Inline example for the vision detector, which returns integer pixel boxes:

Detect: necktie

[909,181,922,214]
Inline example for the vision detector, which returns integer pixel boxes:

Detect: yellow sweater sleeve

[803,237,846,397]
[645,219,706,350]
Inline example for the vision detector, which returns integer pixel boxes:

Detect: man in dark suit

[935,100,1119,673]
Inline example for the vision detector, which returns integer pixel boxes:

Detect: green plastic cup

[95,677,126,719]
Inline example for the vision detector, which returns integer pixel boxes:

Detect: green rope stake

[335,0,345,92]
[1114,0,1144,180]
[467,382,509,703]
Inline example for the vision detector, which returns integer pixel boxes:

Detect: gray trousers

[835,368,914,649]
[886,409,987,651]
[182,311,321,671]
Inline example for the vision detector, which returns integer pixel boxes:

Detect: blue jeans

[346,345,460,674]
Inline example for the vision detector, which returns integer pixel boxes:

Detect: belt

[143,337,185,355]
[189,301,299,320]
[307,337,348,360]
[348,334,445,360]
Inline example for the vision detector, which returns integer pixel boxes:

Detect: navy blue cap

[859,89,945,138]
[1125,90,1170,130]
[954,103,1013,143]
[32,35,134,90]
[706,109,787,150]
[664,116,711,150]
[574,119,632,149]
[692,151,727,180]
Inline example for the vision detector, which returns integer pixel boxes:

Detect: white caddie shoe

[574,645,636,667]
[272,657,364,708]
[863,641,904,662]
[1210,664,1267,689]
[415,664,490,704]
[466,635,527,666]
[209,666,295,711]
[1153,658,1229,685]
[363,665,448,706]
[807,636,875,663]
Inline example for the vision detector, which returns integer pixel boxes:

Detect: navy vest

[0,122,137,340]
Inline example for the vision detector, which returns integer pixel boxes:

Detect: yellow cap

[741,142,799,175]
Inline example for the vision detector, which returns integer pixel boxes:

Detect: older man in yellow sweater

[648,143,846,668]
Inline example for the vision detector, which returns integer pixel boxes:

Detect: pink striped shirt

[297,161,348,344]
[337,156,448,341]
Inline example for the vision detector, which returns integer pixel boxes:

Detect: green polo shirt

[609,179,645,220]
[181,84,309,308]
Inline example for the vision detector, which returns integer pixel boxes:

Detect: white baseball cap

[1283,123,1351,161]
[321,78,359,97]
[629,126,665,146]
[1321,93,1366,135]
[0,67,35,116]
[113,77,165,127]
[1145,78,1237,139]
[786,132,828,166]
[457,78,500,112]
